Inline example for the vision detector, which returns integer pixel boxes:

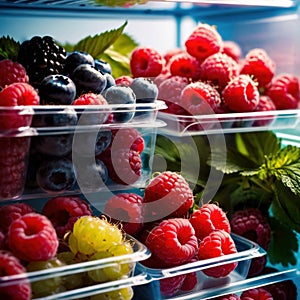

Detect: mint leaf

[0,35,20,61]
[271,180,300,233]
[109,33,138,56]
[66,21,128,58]
[268,216,298,266]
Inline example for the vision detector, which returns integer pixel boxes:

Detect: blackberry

[17,36,66,87]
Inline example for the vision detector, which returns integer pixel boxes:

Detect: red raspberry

[111,128,145,153]
[180,270,197,292]
[145,218,198,266]
[222,74,260,112]
[190,203,231,240]
[200,52,240,92]
[143,171,194,221]
[115,75,133,86]
[163,47,186,65]
[130,47,164,78]
[160,274,186,297]
[240,288,273,300]
[213,294,241,300]
[179,81,222,115]
[230,208,271,250]
[247,256,267,278]
[185,23,223,62]
[100,148,142,185]
[266,73,300,109]
[264,279,297,300]
[198,230,238,278]
[0,250,31,300]
[8,213,58,261]
[42,196,93,238]
[73,92,108,105]
[0,59,29,88]
[0,82,39,106]
[0,203,35,234]
[253,95,276,126]
[168,52,202,81]
[240,48,275,89]
[158,75,190,115]
[103,193,144,236]
[222,40,242,62]
[0,137,31,199]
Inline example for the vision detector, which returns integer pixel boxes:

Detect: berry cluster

[0,196,136,299]
[129,23,300,124]
[103,171,239,297]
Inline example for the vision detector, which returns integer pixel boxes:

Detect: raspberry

[163,47,186,65]
[158,75,190,114]
[160,274,186,297]
[222,74,260,112]
[264,279,297,300]
[0,203,35,234]
[180,270,197,292]
[213,294,240,300]
[240,288,273,300]
[115,75,133,86]
[253,95,276,126]
[200,52,240,92]
[179,81,222,115]
[130,47,164,78]
[73,92,108,105]
[240,48,275,89]
[230,208,271,250]
[0,250,31,300]
[247,256,267,278]
[145,218,198,266]
[0,59,29,88]
[198,230,238,278]
[100,148,142,185]
[185,23,223,62]
[110,128,145,153]
[222,40,242,62]
[42,196,93,238]
[143,171,194,221]
[103,193,144,236]
[266,73,300,109]
[8,212,58,261]
[190,203,231,240]
[0,82,39,106]
[17,35,66,87]
[168,52,202,81]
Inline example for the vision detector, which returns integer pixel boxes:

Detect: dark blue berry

[130,77,158,103]
[102,85,136,123]
[36,158,76,193]
[31,134,73,157]
[32,107,78,127]
[71,64,107,95]
[103,73,116,90]
[64,51,95,76]
[94,59,112,74]
[39,74,76,105]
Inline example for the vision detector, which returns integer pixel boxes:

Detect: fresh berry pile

[0,196,137,299]
[103,171,241,298]
[128,23,300,130]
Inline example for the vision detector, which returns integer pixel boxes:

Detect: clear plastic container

[0,101,166,201]
[133,234,266,300]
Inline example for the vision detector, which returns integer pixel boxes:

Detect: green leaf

[0,35,20,61]
[109,33,138,56]
[268,216,298,267]
[271,180,300,233]
[65,21,128,58]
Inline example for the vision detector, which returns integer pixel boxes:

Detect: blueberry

[94,59,112,74]
[72,130,112,157]
[36,158,76,193]
[103,73,116,90]
[74,158,108,192]
[39,74,76,105]
[130,77,158,103]
[64,51,95,76]
[31,134,73,157]
[102,85,136,123]
[32,107,78,127]
[71,64,107,95]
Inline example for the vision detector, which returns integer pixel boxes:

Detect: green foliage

[0,35,20,61]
